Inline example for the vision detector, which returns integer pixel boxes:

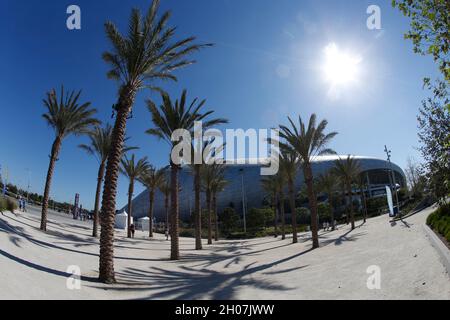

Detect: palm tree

[146,90,226,259]
[119,154,149,238]
[357,174,368,223]
[98,1,210,283]
[261,175,279,237]
[279,114,337,249]
[158,173,171,231]
[201,163,227,243]
[192,140,227,248]
[331,155,362,230]
[275,169,287,240]
[316,172,339,230]
[138,167,165,237]
[79,125,136,237]
[279,150,300,243]
[40,86,99,231]
[212,172,228,241]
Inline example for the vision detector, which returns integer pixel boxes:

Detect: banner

[386,186,394,216]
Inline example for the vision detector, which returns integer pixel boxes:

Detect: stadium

[123,155,406,222]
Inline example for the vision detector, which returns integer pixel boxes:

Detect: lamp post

[384,145,401,218]
[239,168,247,233]
[26,168,31,202]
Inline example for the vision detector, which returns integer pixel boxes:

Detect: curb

[422,223,450,277]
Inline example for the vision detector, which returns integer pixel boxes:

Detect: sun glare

[323,43,361,86]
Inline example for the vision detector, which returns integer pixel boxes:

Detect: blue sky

[0,0,439,209]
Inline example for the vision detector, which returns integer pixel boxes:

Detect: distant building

[121,155,405,222]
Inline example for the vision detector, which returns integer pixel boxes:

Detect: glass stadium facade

[122,155,406,222]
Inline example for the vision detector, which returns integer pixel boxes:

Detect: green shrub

[0,197,17,212]
[427,203,450,243]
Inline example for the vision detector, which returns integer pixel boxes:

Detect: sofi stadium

[122,155,406,222]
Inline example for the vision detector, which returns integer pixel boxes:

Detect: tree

[405,157,422,196]
[357,175,368,223]
[417,95,450,203]
[261,175,279,237]
[40,86,99,231]
[316,172,338,230]
[220,207,239,235]
[201,163,226,244]
[98,0,209,283]
[79,124,136,237]
[392,0,450,83]
[211,166,228,241]
[274,168,287,240]
[331,156,362,230]
[138,166,165,237]
[279,150,300,243]
[119,154,149,238]
[158,173,171,231]
[192,138,227,249]
[146,90,225,259]
[279,114,337,248]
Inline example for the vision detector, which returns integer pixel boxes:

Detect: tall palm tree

[279,114,337,249]
[275,169,287,240]
[138,167,165,237]
[99,1,210,283]
[40,86,99,231]
[279,150,300,243]
[212,172,228,241]
[316,172,339,230]
[191,139,228,249]
[79,124,136,237]
[146,90,226,259]
[201,163,226,243]
[357,174,368,223]
[261,175,279,237]
[331,155,362,230]
[158,173,171,231]
[119,154,150,238]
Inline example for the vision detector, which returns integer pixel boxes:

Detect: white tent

[137,217,150,231]
[115,211,132,229]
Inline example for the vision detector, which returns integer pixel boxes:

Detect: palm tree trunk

[304,165,319,248]
[165,192,169,231]
[273,193,279,237]
[99,86,135,284]
[127,180,134,238]
[329,192,335,231]
[213,192,219,241]
[92,161,105,237]
[148,189,155,237]
[288,179,298,243]
[347,181,355,230]
[194,164,202,250]
[40,136,62,231]
[206,188,212,245]
[170,162,180,260]
[280,190,286,240]
[359,182,368,223]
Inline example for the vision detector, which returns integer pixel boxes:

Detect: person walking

[165,228,169,241]
[130,224,136,238]
[18,197,23,211]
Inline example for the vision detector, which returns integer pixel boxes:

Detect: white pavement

[0,204,449,300]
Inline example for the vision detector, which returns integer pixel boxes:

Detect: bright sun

[323,43,361,86]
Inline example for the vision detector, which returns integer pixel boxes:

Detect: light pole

[239,168,247,233]
[26,168,31,202]
[384,145,401,218]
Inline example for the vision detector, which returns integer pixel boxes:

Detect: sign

[386,186,394,217]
